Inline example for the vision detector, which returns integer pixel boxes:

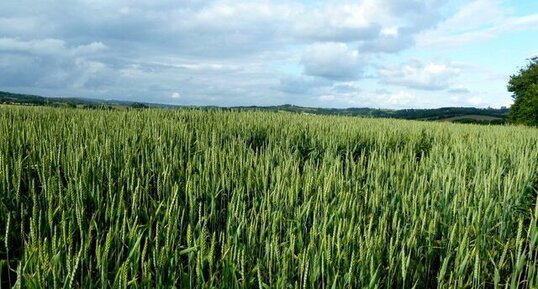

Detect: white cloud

[314,86,499,109]
[289,2,382,42]
[386,90,417,106]
[378,60,462,90]
[466,96,483,106]
[71,59,108,89]
[443,0,506,32]
[416,0,538,48]
[171,91,181,98]
[316,88,430,109]
[72,42,107,55]
[380,27,399,37]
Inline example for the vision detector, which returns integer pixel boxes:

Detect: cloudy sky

[1,0,537,108]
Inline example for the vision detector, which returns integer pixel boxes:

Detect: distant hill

[230,104,509,124]
[1,90,509,124]
[0,91,170,108]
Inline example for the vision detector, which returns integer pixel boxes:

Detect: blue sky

[0,0,537,108]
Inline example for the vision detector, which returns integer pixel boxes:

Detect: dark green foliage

[245,128,269,152]
[508,57,538,126]
[129,102,149,109]
[414,129,434,161]
[451,118,506,125]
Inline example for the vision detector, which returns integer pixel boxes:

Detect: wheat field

[1,106,537,288]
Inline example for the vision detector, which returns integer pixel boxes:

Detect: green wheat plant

[0,106,537,288]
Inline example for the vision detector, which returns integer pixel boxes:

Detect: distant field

[1,106,537,288]
[0,90,510,124]
[436,114,505,122]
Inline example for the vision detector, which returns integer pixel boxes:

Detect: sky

[0,0,537,108]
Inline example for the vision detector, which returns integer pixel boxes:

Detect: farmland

[1,106,538,288]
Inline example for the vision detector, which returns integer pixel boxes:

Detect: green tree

[508,57,538,126]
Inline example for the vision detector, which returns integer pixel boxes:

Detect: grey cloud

[0,38,66,55]
[360,28,414,53]
[0,0,449,105]
[0,54,43,87]
[330,82,361,94]
[301,42,362,80]
[0,16,55,37]
[295,26,381,43]
[383,0,445,30]
[2,0,444,57]
[0,37,113,91]
[0,38,107,56]
[278,75,333,94]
